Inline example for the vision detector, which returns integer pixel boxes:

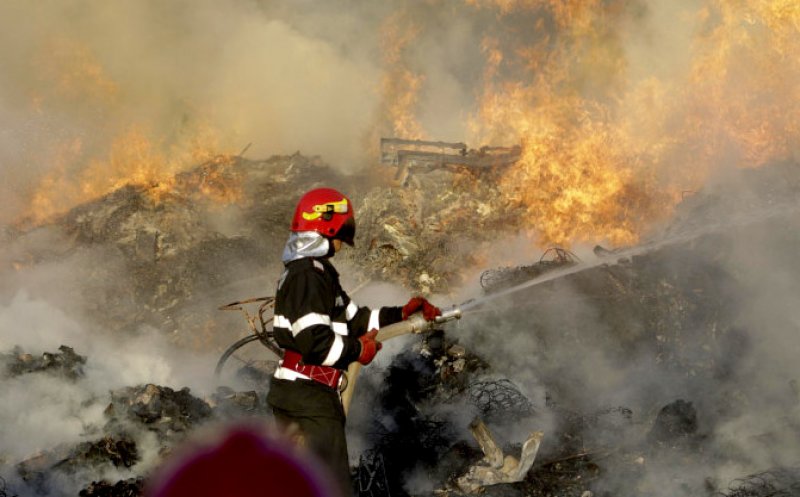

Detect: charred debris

[2,149,800,496]
[3,345,86,380]
[2,345,266,496]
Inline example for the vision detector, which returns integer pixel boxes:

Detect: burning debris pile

[4,146,548,348]
[1,151,799,497]
[2,1,800,495]
[2,153,370,350]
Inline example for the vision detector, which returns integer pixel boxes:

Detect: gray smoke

[455,165,800,495]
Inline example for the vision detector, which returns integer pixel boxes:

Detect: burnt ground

[1,157,800,496]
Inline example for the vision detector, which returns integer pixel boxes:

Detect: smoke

[706,199,800,478]
[0,291,221,443]
[0,289,231,496]
[0,0,380,224]
[0,0,502,225]
[453,163,800,495]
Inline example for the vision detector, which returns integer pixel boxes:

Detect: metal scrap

[480,248,581,293]
[215,296,280,376]
[380,138,521,185]
[468,379,535,421]
[356,450,393,497]
[716,467,800,497]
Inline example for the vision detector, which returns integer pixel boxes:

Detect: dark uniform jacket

[272,257,403,371]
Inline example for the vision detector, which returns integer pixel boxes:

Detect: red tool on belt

[281,350,342,389]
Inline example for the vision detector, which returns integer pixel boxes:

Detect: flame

[23,123,238,226]
[379,10,427,140]
[175,155,244,206]
[684,1,800,170]
[28,138,85,226]
[465,0,800,247]
[17,37,240,228]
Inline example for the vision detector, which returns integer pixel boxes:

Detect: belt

[278,350,343,390]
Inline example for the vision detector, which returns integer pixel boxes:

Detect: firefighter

[266,187,441,494]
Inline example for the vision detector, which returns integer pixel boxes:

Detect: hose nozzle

[435,306,462,324]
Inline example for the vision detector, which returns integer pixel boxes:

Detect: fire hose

[340,306,462,415]
[214,297,463,415]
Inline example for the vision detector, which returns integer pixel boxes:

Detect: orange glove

[357,329,382,365]
[402,297,442,321]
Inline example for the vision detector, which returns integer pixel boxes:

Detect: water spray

[461,194,800,314]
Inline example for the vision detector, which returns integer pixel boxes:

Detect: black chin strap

[325,239,336,257]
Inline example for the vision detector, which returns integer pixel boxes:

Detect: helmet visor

[336,216,356,246]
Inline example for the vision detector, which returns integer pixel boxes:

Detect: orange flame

[17,37,239,228]
[23,123,238,226]
[466,0,800,247]
[380,10,427,140]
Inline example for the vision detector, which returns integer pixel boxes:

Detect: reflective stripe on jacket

[272,257,402,369]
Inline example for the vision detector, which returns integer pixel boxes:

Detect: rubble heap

[2,154,369,351]
[2,345,86,380]
[4,152,535,352]
[349,162,800,496]
[2,155,799,496]
[105,384,214,441]
[79,478,144,497]
[1,345,268,497]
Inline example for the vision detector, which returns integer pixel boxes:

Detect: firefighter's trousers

[267,377,351,496]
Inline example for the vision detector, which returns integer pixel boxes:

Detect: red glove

[402,296,442,321]
[357,329,382,365]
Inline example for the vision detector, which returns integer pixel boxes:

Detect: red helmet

[291,188,356,246]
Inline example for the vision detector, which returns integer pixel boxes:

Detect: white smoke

[0,290,223,496]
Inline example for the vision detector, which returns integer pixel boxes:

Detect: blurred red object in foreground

[147,425,339,497]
